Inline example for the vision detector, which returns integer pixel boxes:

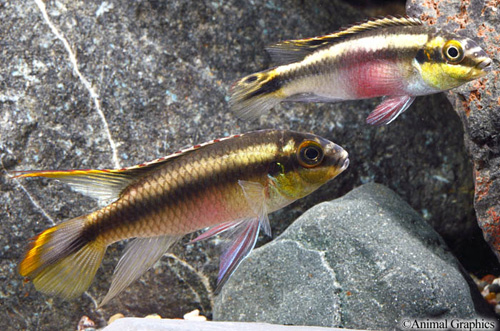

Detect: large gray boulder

[214,183,486,329]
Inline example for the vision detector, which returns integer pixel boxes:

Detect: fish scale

[14,129,349,305]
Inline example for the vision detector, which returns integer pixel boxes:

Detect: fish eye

[443,40,465,64]
[298,141,324,168]
[447,46,459,58]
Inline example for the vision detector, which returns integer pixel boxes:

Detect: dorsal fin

[10,133,245,203]
[266,16,423,65]
[109,132,245,175]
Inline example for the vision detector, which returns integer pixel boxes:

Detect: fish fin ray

[238,180,271,237]
[11,133,248,202]
[99,234,181,307]
[19,216,106,300]
[214,218,260,294]
[11,169,138,203]
[267,16,422,65]
[366,95,416,125]
[212,180,271,293]
[189,221,238,243]
[230,70,283,122]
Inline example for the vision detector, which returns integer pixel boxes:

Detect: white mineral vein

[14,179,56,226]
[164,252,213,301]
[83,292,106,324]
[2,156,57,227]
[33,0,121,169]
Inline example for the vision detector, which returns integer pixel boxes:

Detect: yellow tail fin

[229,69,283,121]
[19,216,106,300]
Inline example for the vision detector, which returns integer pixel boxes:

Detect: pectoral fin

[238,180,271,237]
[366,95,415,126]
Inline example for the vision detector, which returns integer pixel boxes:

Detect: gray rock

[0,0,484,329]
[214,183,482,329]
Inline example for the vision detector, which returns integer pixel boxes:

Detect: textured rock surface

[0,0,487,329]
[406,0,500,267]
[214,184,483,329]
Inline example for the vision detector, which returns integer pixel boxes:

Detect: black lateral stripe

[282,43,428,83]
[88,130,298,234]
[244,78,283,100]
[415,48,427,64]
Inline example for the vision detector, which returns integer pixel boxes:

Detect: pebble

[473,274,500,314]
[77,316,96,331]
[108,313,125,325]
[183,309,207,321]
[489,283,500,293]
[145,313,162,319]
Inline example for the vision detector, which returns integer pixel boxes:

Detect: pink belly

[345,60,406,98]
[174,185,251,235]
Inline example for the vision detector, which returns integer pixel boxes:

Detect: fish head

[270,132,349,200]
[415,33,492,91]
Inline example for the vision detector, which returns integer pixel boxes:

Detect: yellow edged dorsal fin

[10,134,245,203]
[266,16,423,65]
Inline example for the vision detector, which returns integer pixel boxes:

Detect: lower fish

[230,16,492,125]
[15,129,349,306]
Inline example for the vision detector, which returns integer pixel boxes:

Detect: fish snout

[331,144,349,171]
[341,157,350,172]
[477,57,493,71]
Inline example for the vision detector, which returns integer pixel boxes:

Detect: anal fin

[99,234,181,307]
[366,95,415,126]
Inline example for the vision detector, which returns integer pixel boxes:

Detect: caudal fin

[19,216,106,300]
[229,69,283,121]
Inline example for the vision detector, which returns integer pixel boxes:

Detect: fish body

[230,16,492,125]
[15,130,349,305]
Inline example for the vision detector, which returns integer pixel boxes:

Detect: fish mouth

[467,59,492,79]
[324,145,349,178]
[476,58,492,71]
[340,157,350,172]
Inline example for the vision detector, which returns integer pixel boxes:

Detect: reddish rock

[407,1,500,260]
[482,274,496,284]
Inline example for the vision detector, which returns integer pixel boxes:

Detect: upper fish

[15,129,349,306]
[230,16,492,125]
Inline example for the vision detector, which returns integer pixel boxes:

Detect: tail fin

[229,69,283,121]
[19,216,106,300]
